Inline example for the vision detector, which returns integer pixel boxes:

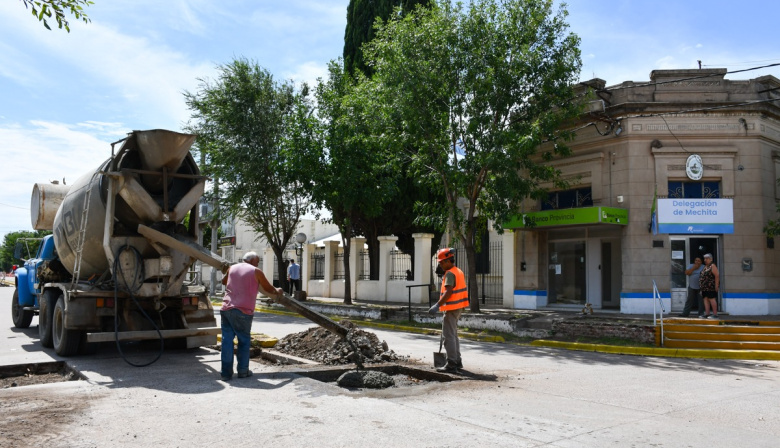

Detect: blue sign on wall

[657,199,734,234]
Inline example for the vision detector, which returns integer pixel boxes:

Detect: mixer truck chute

[12,129,222,358]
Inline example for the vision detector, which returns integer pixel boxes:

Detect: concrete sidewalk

[253,295,780,361]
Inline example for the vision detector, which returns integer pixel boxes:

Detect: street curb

[214,300,780,359]
[217,301,507,343]
[530,339,780,360]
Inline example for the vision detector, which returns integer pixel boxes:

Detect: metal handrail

[406,283,433,322]
[652,280,665,346]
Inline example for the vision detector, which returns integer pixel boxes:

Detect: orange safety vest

[439,266,469,311]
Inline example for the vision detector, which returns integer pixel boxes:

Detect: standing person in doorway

[700,253,720,319]
[681,256,704,317]
[220,252,283,381]
[287,258,301,296]
[429,248,469,373]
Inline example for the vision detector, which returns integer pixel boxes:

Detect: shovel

[433,333,447,368]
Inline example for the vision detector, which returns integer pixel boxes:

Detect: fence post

[378,235,398,302]
[350,237,366,300]
[323,240,339,299]
[502,229,516,308]
[412,233,433,303]
[302,242,314,294]
[262,247,275,290]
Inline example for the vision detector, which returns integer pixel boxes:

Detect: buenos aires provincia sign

[657,198,733,234]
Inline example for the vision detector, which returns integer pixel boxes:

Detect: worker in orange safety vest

[429,248,469,372]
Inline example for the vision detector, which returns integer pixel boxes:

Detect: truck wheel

[11,289,34,328]
[38,290,57,348]
[52,294,81,356]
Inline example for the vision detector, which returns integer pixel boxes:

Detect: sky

[1,0,779,242]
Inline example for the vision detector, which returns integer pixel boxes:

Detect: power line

[0,202,28,210]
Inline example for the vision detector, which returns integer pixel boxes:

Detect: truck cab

[11,236,52,328]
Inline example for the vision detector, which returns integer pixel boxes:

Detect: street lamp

[294,232,307,264]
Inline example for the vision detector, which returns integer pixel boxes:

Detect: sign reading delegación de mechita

[657,198,734,234]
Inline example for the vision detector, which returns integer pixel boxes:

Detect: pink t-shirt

[221,262,260,315]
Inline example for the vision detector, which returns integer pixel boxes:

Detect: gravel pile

[275,320,399,365]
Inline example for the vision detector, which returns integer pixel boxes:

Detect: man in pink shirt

[220,251,283,381]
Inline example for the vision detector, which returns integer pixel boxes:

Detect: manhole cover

[0,362,84,389]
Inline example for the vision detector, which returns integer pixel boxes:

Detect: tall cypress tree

[344,0,431,76]
[342,0,442,283]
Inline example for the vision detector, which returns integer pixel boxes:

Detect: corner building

[506,68,780,315]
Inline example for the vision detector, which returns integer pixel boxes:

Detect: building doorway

[669,236,719,312]
[548,241,586,305]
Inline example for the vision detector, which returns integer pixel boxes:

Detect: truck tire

[52,294,81,356]
[11,289,34,328]
[38,290,57,348]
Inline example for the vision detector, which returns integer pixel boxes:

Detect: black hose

[113,245,164,367]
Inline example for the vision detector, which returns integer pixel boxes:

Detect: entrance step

[659,319,780,351]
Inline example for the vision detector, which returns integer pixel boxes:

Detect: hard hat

[436,248,454,262]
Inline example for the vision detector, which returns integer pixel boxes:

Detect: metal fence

[358,250,371,280]
[310,251,325,280]
[390,249,413,281]
[441,241,503,306]
[333,250,345,280]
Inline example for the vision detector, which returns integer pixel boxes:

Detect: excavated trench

[0,361,84,388]
[256,320,462,389]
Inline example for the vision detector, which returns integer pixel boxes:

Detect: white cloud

[284,61,329,88]
[0,121,125,239]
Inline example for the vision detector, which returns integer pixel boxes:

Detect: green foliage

[20,0,93,32]
[184,58,314,280]
[765,181,780,238]
[343,0,442,281]
[364,0,583,311]
[343,0,432,76]
[302,60,404,302]
[1,230,51,272]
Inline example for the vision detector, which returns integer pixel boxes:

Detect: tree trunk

[463,234,481,313]
[342,238,352,305]
[273,247,289,293]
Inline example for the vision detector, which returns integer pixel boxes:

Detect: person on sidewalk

[220,251,283,381]
[287,258,301,296]
[429,248,469,373]
[681,256,704,317]
[699,253,720,319]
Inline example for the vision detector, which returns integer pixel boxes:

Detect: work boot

[437,363,459,373]
[237,370,253,378]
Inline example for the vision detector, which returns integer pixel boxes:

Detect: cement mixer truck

[11,129,226,357]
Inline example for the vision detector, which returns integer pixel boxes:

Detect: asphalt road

[2,286,780,448]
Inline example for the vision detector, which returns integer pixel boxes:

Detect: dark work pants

[288,279,301,295]
[682,287,703,316]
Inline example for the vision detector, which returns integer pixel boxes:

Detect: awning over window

[504,206,628,229]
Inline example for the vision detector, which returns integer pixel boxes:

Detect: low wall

[551,319,656,344]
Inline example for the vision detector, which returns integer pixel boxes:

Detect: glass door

[548,241,586,305]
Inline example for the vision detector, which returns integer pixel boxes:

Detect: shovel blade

[433,351,447,368]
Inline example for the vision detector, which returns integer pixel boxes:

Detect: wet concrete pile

[336,370,395,389]
[275,320,400,365]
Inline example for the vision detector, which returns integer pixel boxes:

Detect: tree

[344,0,432,77]
[301,60,400,304]
[184,59,314,291]
[344,0,443,282]
[765,180,780,238]
[19,0,93,32]
[365,0,583,312]
[1,230,51,272]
